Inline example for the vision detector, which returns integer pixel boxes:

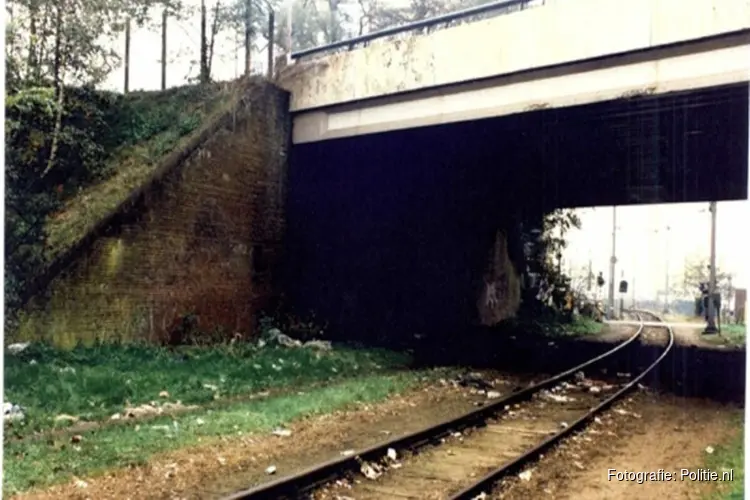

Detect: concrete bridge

[280,0,750,144]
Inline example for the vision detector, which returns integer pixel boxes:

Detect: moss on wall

[17,82,290,347]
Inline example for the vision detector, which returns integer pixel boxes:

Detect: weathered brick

[19,81,291,347]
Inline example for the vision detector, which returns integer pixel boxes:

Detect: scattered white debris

[265,465,277,475]
[340,449,356,457]
[387,448,398,461]
[195,418,206,426]
[29,359,37,365]
[560,422,569,429]
[614,409,629,416]
[57,366,76,374]
[3,402,24,422]
[203,384,219,391]
[110,413,122,421]
[594,417,602,424]
[271,329,304,347]
[304,339,333,351]
[573,461,585,470]
[74,478,88,489]
[541,391,575,403]
[588,386,601,394]
[360,461,382,480]
[272,428,292,437]
[518,470,533,481]
[486,391,502,399]
[705,446,715,454]
[6,342,30,354]
[55,414,79,423]
[217,456,227,465]
[472,493,489,500]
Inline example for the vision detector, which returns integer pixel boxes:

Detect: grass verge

[3,342,411,438]
[702,324,746,348]
[565,316,605,336]
[3,371,432,495]
[704,415,743,499]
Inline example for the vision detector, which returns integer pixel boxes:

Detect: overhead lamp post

[607,206,617,320]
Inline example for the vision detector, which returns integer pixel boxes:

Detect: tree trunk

[207,0,221,79]
[52,1,63,94]
[200,0,209,83]
[244,0,252,75]
[124,18,131,93]
[27,16,38,82]
[161,8,168,90]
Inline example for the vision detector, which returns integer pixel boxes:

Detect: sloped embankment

[15,77,291,347]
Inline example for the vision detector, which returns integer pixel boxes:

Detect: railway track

[224,313,673,500]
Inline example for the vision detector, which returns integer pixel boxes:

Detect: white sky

[562,201,750,298]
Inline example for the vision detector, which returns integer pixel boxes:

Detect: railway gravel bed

[225,315,668,499]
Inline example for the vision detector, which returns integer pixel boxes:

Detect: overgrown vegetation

[3,341,411,438]
[702,324,747,348]
[4,370,430,495]
[4,83,231,333]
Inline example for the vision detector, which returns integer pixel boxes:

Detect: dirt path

[14,371,524,500]
[493,391,742,500]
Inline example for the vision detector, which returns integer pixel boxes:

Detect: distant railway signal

[619,280,628,294]
[596,272,605,288]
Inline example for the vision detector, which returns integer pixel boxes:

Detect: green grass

[702,324,746,348]
[3,371,430,495]
[566,316,605,336]
[3,342,411,437]
[704,416,744,499]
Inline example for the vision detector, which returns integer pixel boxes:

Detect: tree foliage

[4,87,121,326]
[680,257,734,301]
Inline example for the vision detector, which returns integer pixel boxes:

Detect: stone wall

[19,81,290,347]
[477,230,522,326]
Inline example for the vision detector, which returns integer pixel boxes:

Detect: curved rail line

[224,315,671,500]
[450,312,674,499]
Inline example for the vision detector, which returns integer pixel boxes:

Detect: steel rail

[449,313,674,499]
[223,320,645,500]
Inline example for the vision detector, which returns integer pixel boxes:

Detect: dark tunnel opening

[284,83,749,344]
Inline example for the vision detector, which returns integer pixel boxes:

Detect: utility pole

[704,201,718,333]
[608,206,617,319]
[587,258,593,291]
[664,225,670,314]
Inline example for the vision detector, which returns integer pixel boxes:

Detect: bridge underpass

[284,83,748,345]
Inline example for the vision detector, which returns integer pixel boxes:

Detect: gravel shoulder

[492,391,743,500]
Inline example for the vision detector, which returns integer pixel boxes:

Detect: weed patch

[3,342,411,438]
[3,372,429,495]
